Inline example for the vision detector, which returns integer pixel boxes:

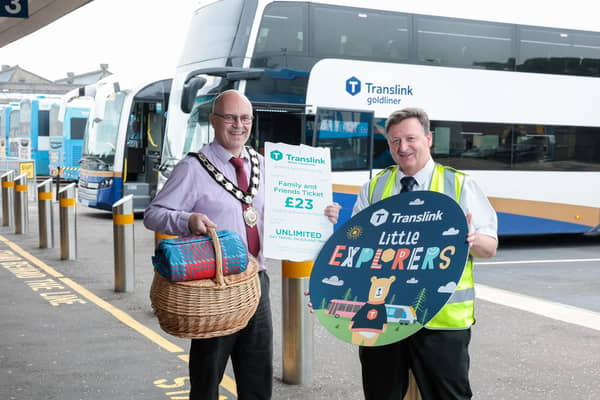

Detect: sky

[0,0,193,81]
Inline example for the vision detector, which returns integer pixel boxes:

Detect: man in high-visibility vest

[355,107,498,400]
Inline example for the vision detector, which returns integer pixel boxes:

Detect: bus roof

[245,0,600,32]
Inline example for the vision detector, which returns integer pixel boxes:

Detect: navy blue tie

[400,176,417,193]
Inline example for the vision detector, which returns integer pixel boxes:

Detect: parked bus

[78,75,171,212]
[2,103,19,158]
[49,88,93,181]
[159,0,600,235]
[0,105,8,158]
[15,96,61,175]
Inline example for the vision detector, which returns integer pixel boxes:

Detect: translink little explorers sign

[310,191,469,346]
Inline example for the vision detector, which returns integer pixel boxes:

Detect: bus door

[48,104,64,176]
[123,100,167,211]
[251,103,307,154]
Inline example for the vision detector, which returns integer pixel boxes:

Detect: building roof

[0,65,52,84]
[54,63,112,85]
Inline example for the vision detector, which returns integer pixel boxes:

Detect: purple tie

[230,157,260,257]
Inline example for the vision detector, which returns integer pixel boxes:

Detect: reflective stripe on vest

[368,163,475,329]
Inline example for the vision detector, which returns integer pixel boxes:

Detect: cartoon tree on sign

[320,298,327,310]
[389,293,396,305]
[412,288,427,320]
[343,287,352,301]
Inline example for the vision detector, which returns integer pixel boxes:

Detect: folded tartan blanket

[152,230,249,282]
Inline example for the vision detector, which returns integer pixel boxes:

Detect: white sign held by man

[264,142,333,261]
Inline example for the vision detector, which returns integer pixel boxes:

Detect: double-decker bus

[78,75,171,212]
[159,0,600,235]
[49,88,93,181]
[15,96,61,175]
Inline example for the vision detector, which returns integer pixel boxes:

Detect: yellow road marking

[0,236,63,278]
[0,235,238,396]
[61,277,184,353]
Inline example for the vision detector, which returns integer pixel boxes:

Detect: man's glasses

[213,112,254,125]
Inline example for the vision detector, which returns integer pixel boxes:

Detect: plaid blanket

[152,230,249,282]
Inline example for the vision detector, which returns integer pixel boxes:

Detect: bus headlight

[99,178,113,188]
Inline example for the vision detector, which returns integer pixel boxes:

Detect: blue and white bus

[15,96,61,175]
[0,105,10,158]
[159,0,600,235]
[78,75,171,212]
[49,88,93,181]
[2,103,19,158]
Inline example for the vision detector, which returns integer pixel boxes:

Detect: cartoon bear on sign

[350,275,396,346]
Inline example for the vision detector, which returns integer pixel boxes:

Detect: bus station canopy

[0,0,92,48]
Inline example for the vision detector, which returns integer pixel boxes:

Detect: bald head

[209,90,254,157]
[212,89,252,114]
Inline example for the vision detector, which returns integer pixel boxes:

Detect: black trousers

[359,328,472,400]
[189,271,273,400]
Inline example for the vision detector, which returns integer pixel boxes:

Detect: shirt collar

[209,142,249,163]
[397,158,434,188]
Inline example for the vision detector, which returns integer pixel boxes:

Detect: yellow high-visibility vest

[368,163,475,329]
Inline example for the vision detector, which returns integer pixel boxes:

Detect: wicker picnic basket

[150,228,261,339]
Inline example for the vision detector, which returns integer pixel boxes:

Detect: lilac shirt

[144,142,266,270]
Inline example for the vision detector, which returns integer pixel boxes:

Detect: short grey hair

[385,107,430,136]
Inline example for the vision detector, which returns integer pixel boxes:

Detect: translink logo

[270,150,283,161]
[346,76,361,96]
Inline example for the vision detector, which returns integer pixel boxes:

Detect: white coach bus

[159,0,600,235]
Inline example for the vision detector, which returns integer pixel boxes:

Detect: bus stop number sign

[1,0,28,18]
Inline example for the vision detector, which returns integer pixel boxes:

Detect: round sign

[310,191,469,346]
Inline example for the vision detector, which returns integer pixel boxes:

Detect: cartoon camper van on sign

[349,275,396,346]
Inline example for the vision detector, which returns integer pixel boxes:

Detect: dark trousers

[189,271,273,400]
[359,328,472,400]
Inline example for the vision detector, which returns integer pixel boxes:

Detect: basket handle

[207,227,225,287]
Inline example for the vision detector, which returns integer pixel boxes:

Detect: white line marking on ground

[476,283,600,331]
[477,258,600,265]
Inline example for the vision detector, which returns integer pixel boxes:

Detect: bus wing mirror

[181,77,207,114]
[225,70,264,80]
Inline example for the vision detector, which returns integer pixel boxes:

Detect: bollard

[154,232,178,250]
[281,260,314,385]
[37,178,54,248]
[58,183,77,260]
[1,170,15,228]
[112,195,135,292]
[14,173,29,234]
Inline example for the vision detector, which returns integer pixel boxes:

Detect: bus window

[312,5,410,63]
[314,108,373,171]
[416,16,513,69]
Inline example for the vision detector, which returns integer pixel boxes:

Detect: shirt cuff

[177,211,194,236]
